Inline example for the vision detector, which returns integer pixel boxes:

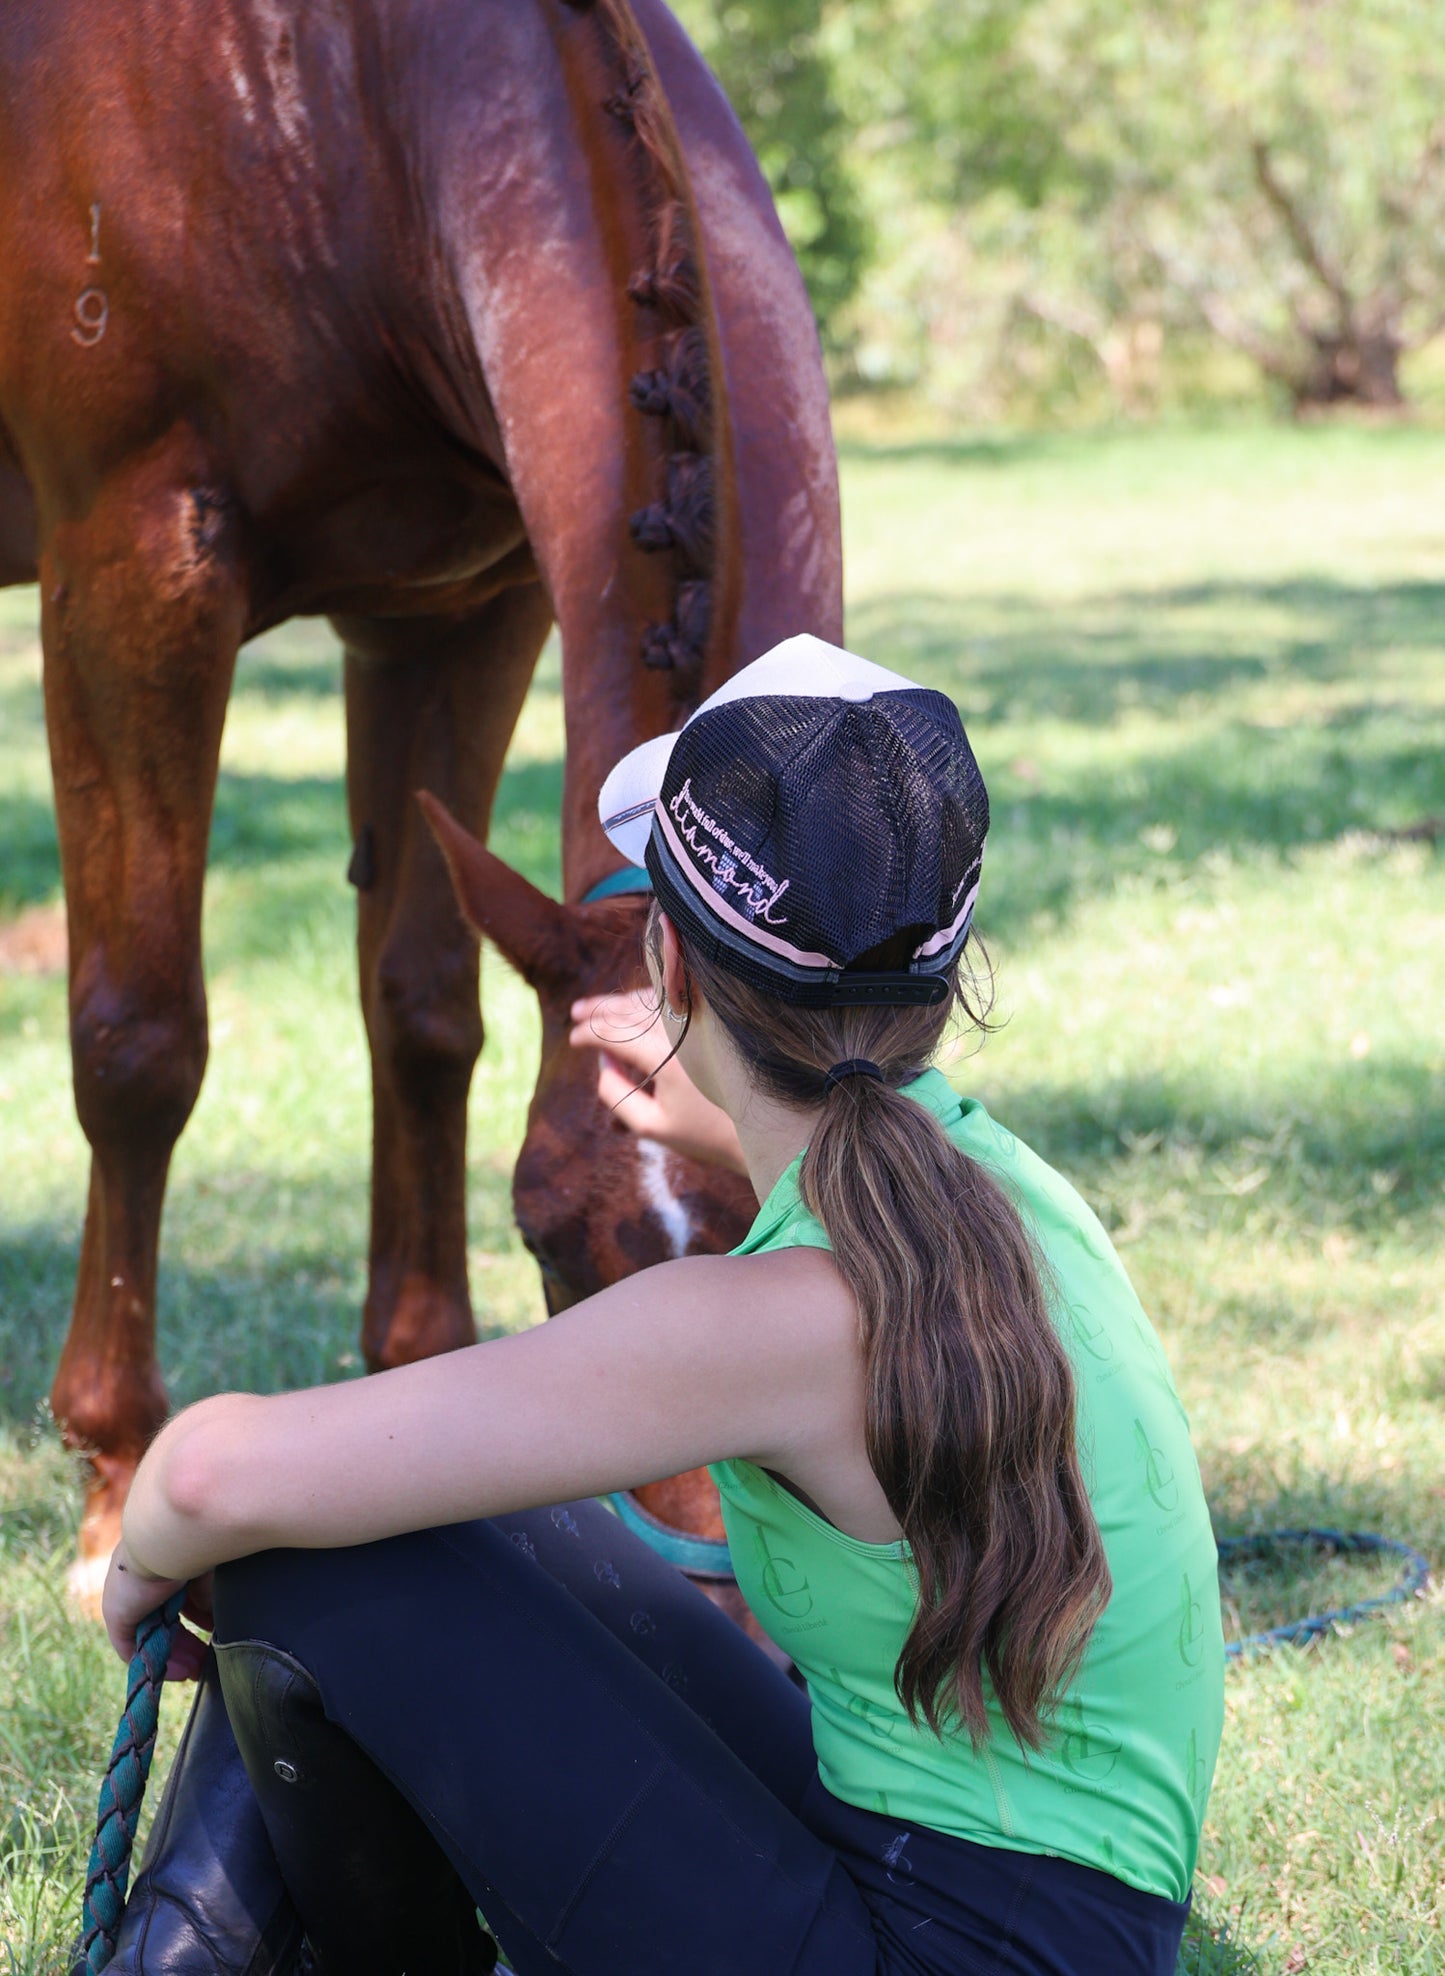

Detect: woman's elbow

[157,1392,257,1536]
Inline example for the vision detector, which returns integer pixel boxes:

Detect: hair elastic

[824,1058,884,1091]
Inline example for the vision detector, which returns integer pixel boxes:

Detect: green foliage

[671,0,871,346]
[3,428,1445,1966]
[1025,0,1445,408]
[832,0,1065,212]
[675,0,1445,415]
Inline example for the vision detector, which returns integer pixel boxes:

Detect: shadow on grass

[0,1220,366,1432]
[207,770,349,870]
[1205,1463,1443,1560]
[234,637,339,699]
[990,1058,1445,1246]
[0,754,568,929]
[0,793,60,916]
[231,619,564,703]
[6,575,1441,948]
[0,1153,535,1431]
[975,736,1441,945]
[850,577,1445,726]
[8,724,1440,955]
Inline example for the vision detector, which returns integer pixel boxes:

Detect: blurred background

[2,5,1443,1972]
[675,0,1445,426]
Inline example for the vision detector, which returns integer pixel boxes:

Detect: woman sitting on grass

[102,636,1224,1976]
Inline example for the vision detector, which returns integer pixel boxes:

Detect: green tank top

[710,1068,1224,1904]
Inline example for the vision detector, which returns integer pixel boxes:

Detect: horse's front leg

[338,580,553,1372]
[41,452,245,1608]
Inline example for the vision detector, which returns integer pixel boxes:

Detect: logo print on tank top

[1133,1419,1179,1512]
[1066,1218,1106,1262]
[1183,1727,1209,1816]
[827,1669,899,1741]
[1177,1572,1205,1669]
[1057,1699,1122,1782]
[1067,1302,1115,1362]
[753,1525,814,1620]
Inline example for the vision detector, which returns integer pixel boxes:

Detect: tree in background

[1078,0,1445,410]
[834,0,1445,414]
[672,0,870,350]
[672,0,1445,415]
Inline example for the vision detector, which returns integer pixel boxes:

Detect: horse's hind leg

[41,451,245,1607]
[338,580,552,1372]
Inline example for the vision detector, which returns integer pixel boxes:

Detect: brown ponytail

[654,908,1111,1752]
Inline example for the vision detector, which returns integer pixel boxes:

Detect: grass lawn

[3,422,1443,1972]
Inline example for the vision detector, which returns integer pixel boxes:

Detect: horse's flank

[0,0,840,1598]
[0,0,837,870]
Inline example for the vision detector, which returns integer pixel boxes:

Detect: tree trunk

[1294,326,1404,410]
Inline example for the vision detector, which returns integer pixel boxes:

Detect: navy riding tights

[211,1500,1189,1976]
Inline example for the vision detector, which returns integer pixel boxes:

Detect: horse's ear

[417,791,577,989]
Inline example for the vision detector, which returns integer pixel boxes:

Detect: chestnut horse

[0,0,841,1602]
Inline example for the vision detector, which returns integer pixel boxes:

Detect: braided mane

[559,0,731,688]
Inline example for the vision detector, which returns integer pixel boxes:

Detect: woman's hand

[569,989,747,1175]
[102,1538,215,1677]
[101,1537,181,1664]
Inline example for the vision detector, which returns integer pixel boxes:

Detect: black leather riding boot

[216,1639,496,1976]
[96,1646,306,1975]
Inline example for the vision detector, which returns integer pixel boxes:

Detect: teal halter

[581,864,653,904]
[610,1490,733,1578]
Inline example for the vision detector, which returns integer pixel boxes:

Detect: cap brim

[598,730,678,864]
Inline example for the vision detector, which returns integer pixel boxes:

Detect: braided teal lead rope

[1218,1528,1430,1660]
[79,1588,187,1973]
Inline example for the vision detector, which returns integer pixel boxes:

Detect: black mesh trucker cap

[598,636,989,1007]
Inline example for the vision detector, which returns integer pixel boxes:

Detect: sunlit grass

[3,423,1443,1971]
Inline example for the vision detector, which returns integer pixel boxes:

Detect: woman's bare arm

[113,1247,853,1608]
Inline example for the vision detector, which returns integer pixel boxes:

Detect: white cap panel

[599,730,678,863]
[681,634,917,723]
